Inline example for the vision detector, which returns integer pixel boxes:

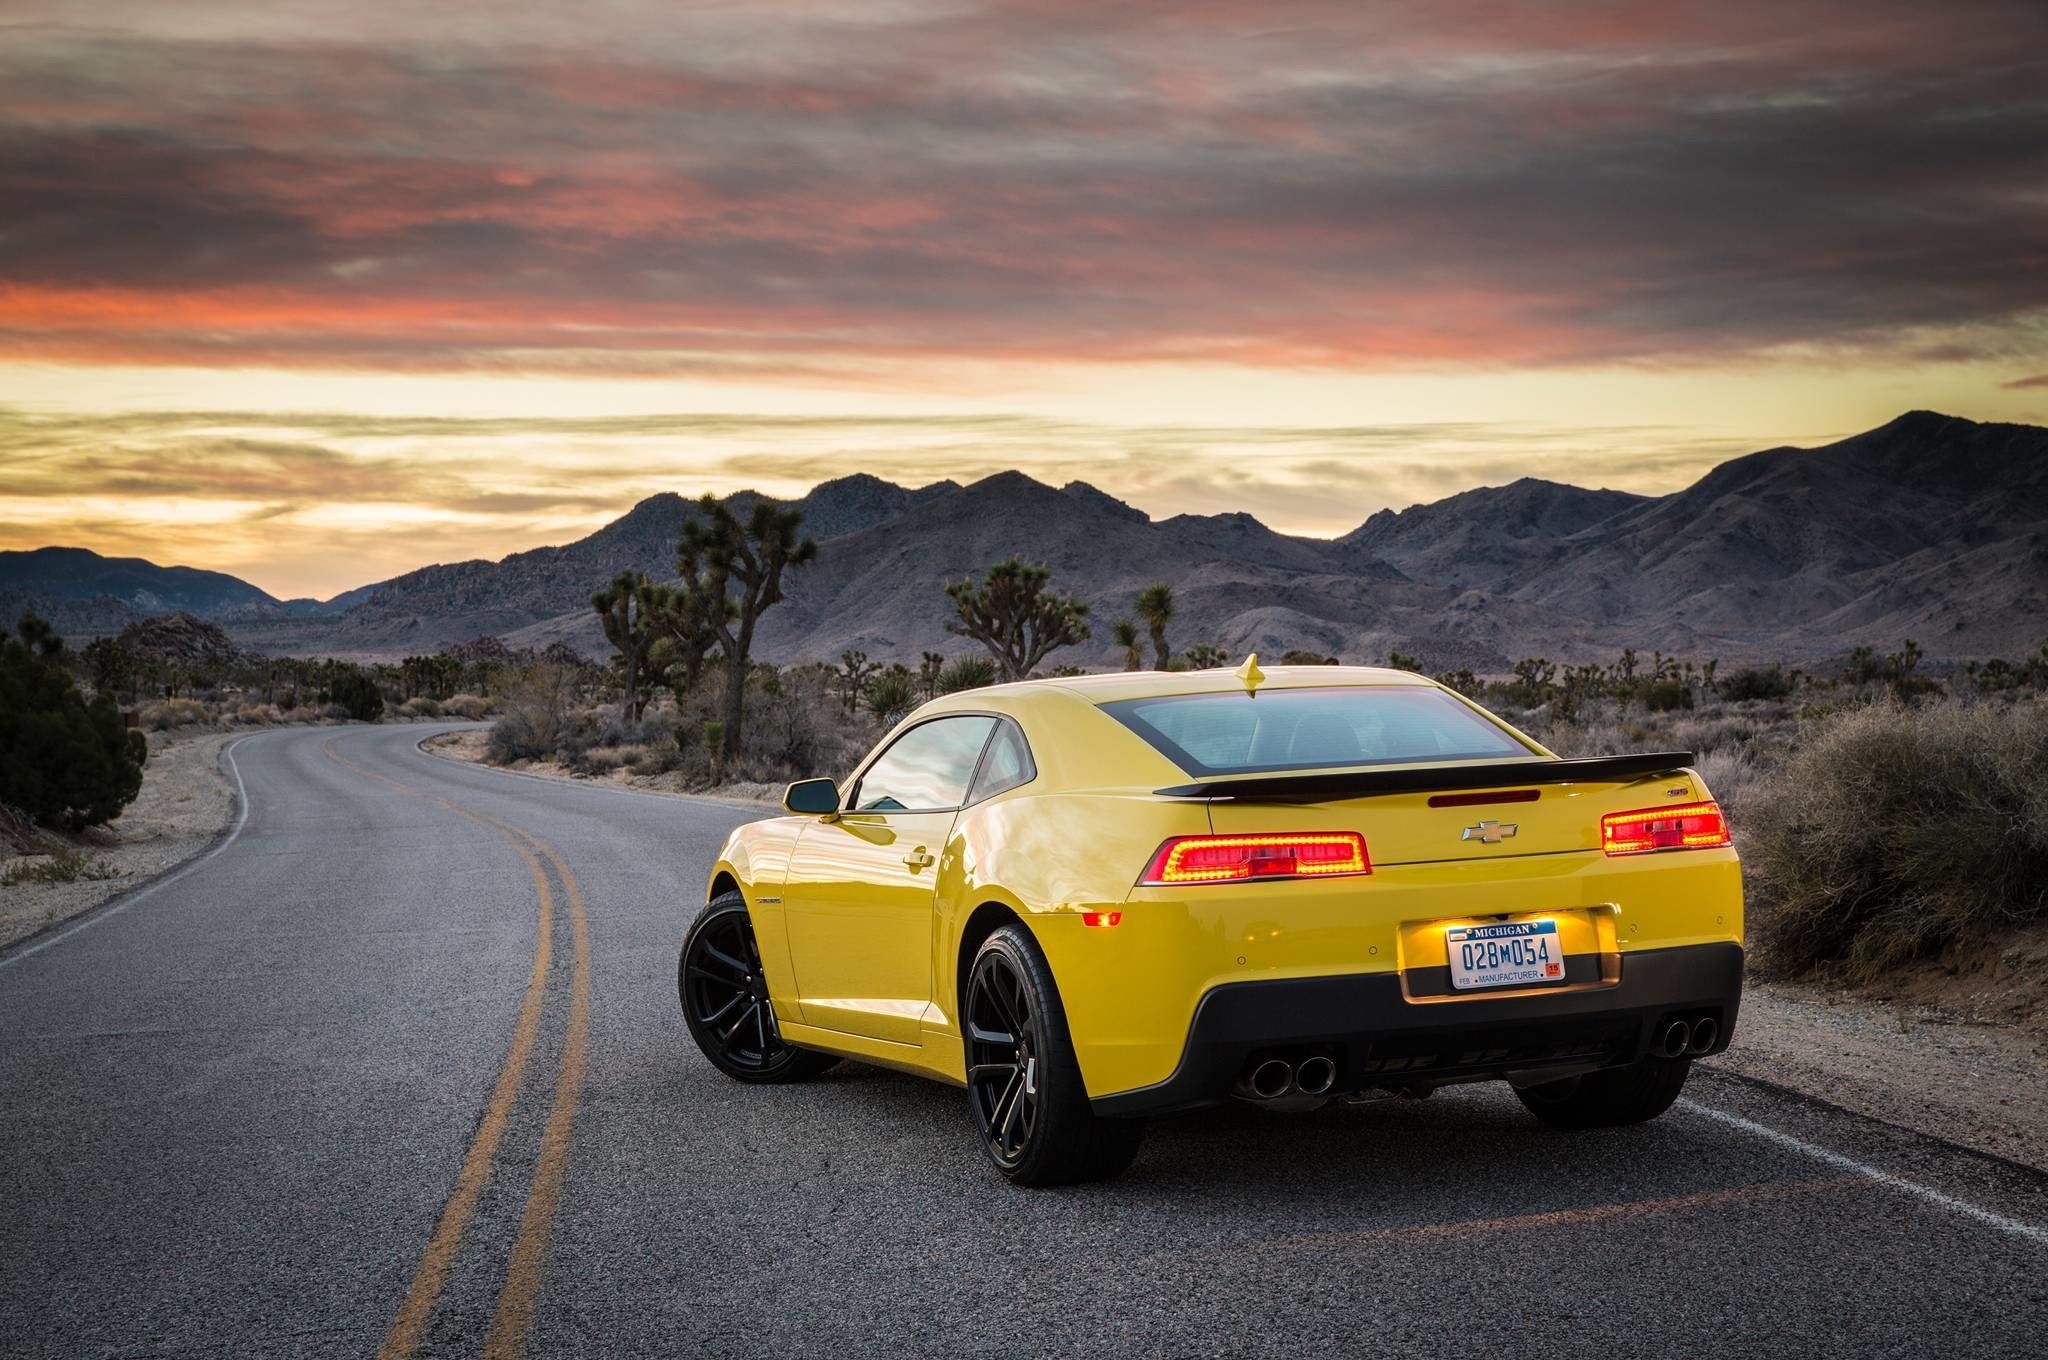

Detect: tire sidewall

[679,892,812,1082]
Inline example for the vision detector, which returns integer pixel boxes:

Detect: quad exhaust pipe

[1248,1058,1293,1100]
[1239,1053,1339,1105]
[1656,1016,1721,1059]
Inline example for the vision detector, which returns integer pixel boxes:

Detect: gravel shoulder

[0,729,241,951]
[422,726,2048,1172]
[1710,976,2048,1172]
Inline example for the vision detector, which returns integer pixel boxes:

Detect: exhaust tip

[1249,1058,1293,1100]
[1295,1055,1337,1097]
[1659,1020,1691,1060]
[1685,1016,1719,1056]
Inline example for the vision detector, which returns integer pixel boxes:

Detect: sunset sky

[4,1,2045,599]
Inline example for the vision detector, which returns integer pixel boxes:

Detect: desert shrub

[566,744,632,776]
[443,693,491,720]
[487,662,581,762]
[329,669,384,722]
[1640,678,1692,713]
[0,615,149,831]
[936,656,997,694]
[1719,665,1795,703]
[2,848,122,886]
[140,698,210,730]
[397,697,443,720]
[865,672,918,724]
[1746,700,2048,976]
[232,703,283,725]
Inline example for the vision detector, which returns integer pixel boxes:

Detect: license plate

[1445,920,1565,991]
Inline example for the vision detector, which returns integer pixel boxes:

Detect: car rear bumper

[1088,941,1743,1118]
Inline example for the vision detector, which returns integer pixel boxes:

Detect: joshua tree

[592,570,666,719]
[945,558,1090,681]
[1111,618,1143,671]
[837,650,881,712]
[1134,583,1174,670]
[643,577,728,698]
[678,495,817,757]
[1385,649,1423,674]
[80,637,133,698]
[1182,643,1228,670]
[916,651,946,701]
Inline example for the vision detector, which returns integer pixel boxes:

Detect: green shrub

[0,614,148,831]
[1719,665,1795,702]
[330,668,384,722]
[1641,678,1693,712]
[1746,700,2048,976]
[935,656,997,694]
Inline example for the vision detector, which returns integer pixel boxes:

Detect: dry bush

[232,703,283,725]
[2,848,122,886]
[443,693,491,720]
[1745,700,2048,976]
[139,698,209,730]
[397,697,443,719]
[487,662,583,762]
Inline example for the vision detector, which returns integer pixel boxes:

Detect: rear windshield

[1102,685,1532,776]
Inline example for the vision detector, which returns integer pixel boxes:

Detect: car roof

[934,663,1436,710]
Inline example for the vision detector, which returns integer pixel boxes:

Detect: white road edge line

[0,734,252,968]
[1680,1097,2048,1246]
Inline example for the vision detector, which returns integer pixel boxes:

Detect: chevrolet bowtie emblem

[1461,820,1518,844]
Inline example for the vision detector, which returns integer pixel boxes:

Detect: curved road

[2,724,2044,1357]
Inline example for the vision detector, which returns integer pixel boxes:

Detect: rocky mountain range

[10,411,2045,671]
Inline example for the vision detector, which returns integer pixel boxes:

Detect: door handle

[902,848,936,870]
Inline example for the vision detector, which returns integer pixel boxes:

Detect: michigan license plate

[1446,920,1565,991]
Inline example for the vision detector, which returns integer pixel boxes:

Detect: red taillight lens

[1139,832,1370,885]
[1601,801,1731,855]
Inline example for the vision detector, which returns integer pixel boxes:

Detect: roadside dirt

[423,727,779,807]
[1713,974,2048,1173]
[0,729,240,951]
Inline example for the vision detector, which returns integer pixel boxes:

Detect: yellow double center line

[320,739,590,1360]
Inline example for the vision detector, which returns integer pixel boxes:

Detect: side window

[852,716,998,813]
[967,719,1035,804]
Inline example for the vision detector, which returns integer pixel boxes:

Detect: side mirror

[783,778,840,816]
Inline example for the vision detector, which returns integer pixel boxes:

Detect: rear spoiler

[1153,751,1696,801]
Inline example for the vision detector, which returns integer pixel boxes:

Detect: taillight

[1139,832,1369,885]
[1601,801,1731,855]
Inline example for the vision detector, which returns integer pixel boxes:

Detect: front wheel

[1515,1056,1691,1129]
[678,892,837,1084]
[964,924,1144,1186]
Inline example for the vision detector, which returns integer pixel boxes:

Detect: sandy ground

[0,729,240,951]
[1711,979,2048,1172]
[423,727,779,807]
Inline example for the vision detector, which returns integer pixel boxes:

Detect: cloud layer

[5,1,2046,376]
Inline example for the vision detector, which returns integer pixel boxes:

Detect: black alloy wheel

[965,946,1042,1167]
[678,892,837,1083]
[963,924,1144,1185]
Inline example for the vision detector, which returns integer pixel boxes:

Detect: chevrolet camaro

[678,660,1742,1185]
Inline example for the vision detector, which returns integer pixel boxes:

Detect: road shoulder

[1708,976,2047,1173]
[421,727,778,809]
[0,729,241,951]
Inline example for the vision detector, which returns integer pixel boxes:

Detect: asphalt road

[3,723,2045,1359]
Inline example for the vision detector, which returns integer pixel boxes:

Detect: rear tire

[679,891,838,1084]
[1515,1056,1691,1129]
[964,924,1144,1186]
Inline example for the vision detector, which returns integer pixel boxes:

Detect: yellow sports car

[679,660,1742,1185]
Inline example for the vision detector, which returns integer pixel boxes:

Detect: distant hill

[17,412,2047,668]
